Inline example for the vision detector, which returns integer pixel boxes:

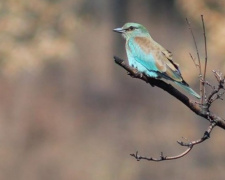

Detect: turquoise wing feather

[127,37,160,78]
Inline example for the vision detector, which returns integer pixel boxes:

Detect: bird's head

[113,23,149,39]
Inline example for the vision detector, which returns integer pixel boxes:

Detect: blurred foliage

[0,0,224,180]
[177,0,225,71]
[0,0,82,76]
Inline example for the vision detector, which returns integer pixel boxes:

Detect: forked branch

[114,16,225,161]
[114,56,225,128]
[130,122,216,161]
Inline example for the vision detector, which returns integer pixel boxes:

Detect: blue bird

[114,22,200,99]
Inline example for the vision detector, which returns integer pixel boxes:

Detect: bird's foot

[127,70,143,78]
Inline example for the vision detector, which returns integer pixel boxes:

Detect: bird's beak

[113,27,125,33]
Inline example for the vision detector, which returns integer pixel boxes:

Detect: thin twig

[114,17,225,162]
[130,148,192,161]
[189,53,199,68]
[114,55,225,161]
[186,18,203,103]
[130,122,216,162]
[205,80,215,89]
[201,15,208,103]
[186,18,201,71]
[207,70,225,107]
[114,56,225,129]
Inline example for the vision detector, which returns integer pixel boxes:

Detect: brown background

[0,0,224,179]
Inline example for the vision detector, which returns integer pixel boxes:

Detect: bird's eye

[129,26,134,30]
[126,26,136,31]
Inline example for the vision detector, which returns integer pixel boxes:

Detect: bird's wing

[160,48,183,82]
[161,48,180,73]
[130,36,166,72]
[131,36,183,82]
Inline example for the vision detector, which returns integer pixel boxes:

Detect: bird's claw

[127,70,143,78]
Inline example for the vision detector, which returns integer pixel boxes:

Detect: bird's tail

[175,82,200,99]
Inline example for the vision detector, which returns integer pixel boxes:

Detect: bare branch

[114,56,225,129]
[207,70,225,106]
[201,15,208,103]
[130,122,216,161]
[114,55,225,161]
[130,148,192,161]
[186,18,203,103]
[186,18,201,73]
[114,17,225,162]
[178,122,216,147]
[189,53,199,68]
[205,80,215,89]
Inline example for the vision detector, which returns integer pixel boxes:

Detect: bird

[113,22,200,99]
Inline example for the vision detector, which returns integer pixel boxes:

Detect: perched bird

[114,22,200,99]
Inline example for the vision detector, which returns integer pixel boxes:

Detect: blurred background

[0,0,224,179]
